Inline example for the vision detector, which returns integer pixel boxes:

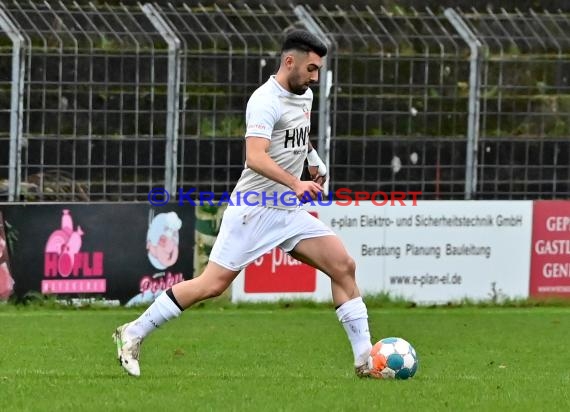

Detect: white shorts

[209,205,335,271]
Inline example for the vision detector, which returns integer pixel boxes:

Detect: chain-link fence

[465,10,570,198]
[0,2,568,201]
[0,1,174,201]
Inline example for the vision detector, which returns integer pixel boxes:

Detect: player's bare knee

[334,255,356,279]
[206,279,229,298]
[344,255,356,276]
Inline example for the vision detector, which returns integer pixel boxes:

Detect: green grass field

[1,306,569,411]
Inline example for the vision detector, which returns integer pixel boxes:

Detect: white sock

[126,291,182,339]
[336,296,373,366]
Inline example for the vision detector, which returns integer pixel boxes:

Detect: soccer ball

[368,337,418,379]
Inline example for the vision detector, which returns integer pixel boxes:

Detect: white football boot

[113,323,143,377]
[355,363,372,378]
[355,350,373,378]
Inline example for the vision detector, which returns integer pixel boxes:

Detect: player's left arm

[307,141,327,185]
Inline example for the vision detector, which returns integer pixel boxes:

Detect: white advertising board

[231,201,533,304]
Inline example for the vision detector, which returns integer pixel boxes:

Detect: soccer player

[113,29,373,378]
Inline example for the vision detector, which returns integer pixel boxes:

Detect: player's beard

[289,82,308,95]
[289,72,309,95]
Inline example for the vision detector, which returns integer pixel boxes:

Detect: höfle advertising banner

[0,204,195,306]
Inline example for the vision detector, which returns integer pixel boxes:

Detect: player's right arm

[245,137,322,199]
[244,92,322,199]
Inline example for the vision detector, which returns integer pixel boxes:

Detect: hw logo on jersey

[244,211,318,293]
[284,126,309,148]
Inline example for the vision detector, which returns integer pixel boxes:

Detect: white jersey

[230,76,312,209]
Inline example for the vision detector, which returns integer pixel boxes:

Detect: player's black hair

[281,29,327,57]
